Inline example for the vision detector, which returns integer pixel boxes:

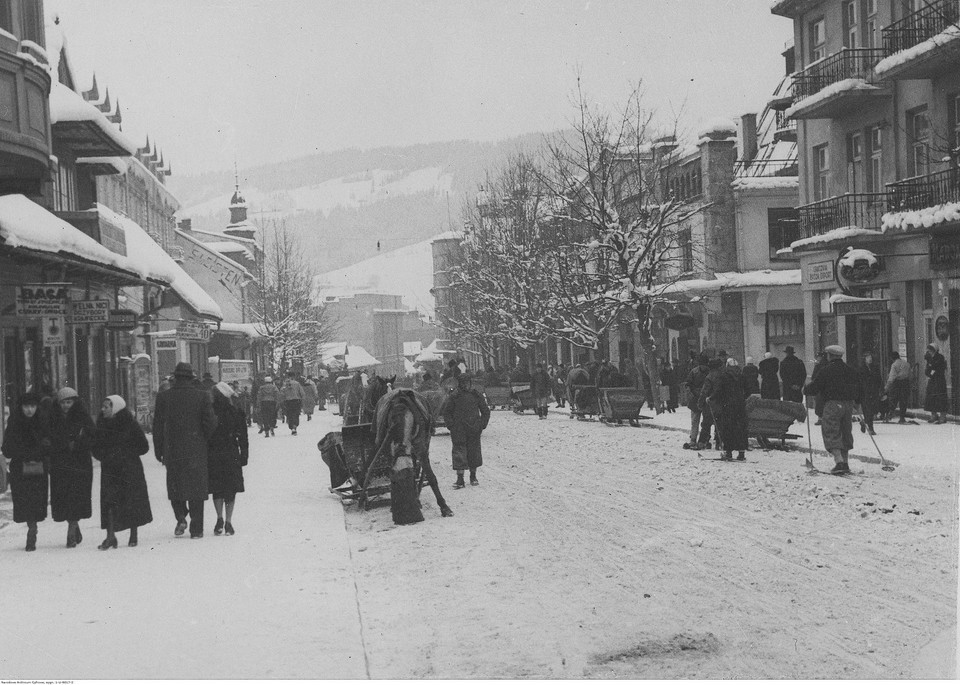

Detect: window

[21,1,43,44]
[678,227,693,273]
[0,1,12,35]
[868,125,883,192]
[865,0,878,48]
[810,17,827,62]
[907,107,930,177]
[843,1,858,48]
[848,131,863,192]
[767,311,805,341]
[814,144,830,200]
[949,93,960,164]
[54,161,76,212]
[768,207,800,260]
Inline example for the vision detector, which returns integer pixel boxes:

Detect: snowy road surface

[0,410,366,680]
[1,403,956,679]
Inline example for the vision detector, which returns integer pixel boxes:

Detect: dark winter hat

[174,362,195,378]
[708,358,723,369]
[19,391,41,406]
[202,372,213,380]
[698,352,710,364]
[784,346,795,354]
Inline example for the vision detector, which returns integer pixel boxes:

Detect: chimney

[740,113,758,163]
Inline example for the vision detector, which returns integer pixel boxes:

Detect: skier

[803,345,862,474]
[883,351,911,423]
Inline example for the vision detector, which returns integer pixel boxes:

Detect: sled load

[745,396,808,450]
[598,387,647,426]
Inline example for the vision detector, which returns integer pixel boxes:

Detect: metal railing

[797,192,888,238]
[792,48,886,102]
[882,0,960,55]
[773,109,797,141]
[733,157,798,177]
[886,167,960,212]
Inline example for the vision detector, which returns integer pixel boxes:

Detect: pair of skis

[804,411,895,474]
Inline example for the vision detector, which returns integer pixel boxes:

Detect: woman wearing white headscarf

[207,382,248,535]
[91,395,153,549]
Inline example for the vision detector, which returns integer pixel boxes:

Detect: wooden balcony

[54,207,128,256]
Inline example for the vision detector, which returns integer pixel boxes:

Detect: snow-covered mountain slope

[183,167,453,219]
[314,233,449,318]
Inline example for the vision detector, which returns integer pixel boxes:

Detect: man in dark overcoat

[803,345,862,474]
[758,352,781,400]
[153,362,218,538]
[779,346,807,403]
[704,359,748,460]
[441,375,491,488]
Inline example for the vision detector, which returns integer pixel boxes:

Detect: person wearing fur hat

[924,343,949,423]
[2,392,50,551]
[48,387,95,548]
[804,345,862,474]
[207,382,249,536]
[91,395,153,549]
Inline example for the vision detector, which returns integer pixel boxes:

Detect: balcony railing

[882,0,960,55]
[792,48,886,102]
[797,192,888,239]
[733,157,798,177]
[886,167,960,212]
[773,109,798,141]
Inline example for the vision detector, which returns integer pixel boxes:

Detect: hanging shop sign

[806,261,835,284]
[177,321,212,341]
[837,248,882,284]
[16,284,69,317]
[834,299,889,316]
[67,299,110,325]
[43,316,66,347]
[936,315,950,341]
[106,309,139,330]
[155,338,178,350]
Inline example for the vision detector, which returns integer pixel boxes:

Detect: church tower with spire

[223,165,258,242]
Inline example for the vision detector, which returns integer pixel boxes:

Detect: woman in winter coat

[660,358,680,413]
[924,343,949,423]
[531,363,552,419]
[207,382,249,536]
[48,387,94,548]
[256,376,279,437]
[302,377,318,421]
[91,395,153,549]
[2,392,50,551]
[858,351,884,435]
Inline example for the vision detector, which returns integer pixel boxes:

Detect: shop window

[768,207,800,260]
[907,107,930,177]
[768,311,805,341]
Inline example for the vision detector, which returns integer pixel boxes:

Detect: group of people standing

[2,360,249,551]
[252,372,322,437]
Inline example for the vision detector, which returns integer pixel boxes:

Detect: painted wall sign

[930,234,960,269]
[807,261,835,284]
[834,299,889,316]
[187,246,248,288]
[16,285,69,316]
[67,299,110,324]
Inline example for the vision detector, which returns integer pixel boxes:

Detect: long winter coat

[758,356,781,400]
[741,363,761,397]
[924,351,949,413]
[859,361,884,415]
[779,354,807,403]
[531,369,553,400]
[207,394,248,498]
[302,379,318,414]
[685,363,710,411]
[2,410,49,522]
[153,378,218,501]
[48,401,95,522]
[442,388,490,457]
[706,368,748,451]
[92,408,152,531]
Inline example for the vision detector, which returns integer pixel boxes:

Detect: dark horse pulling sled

[319,376,453,525]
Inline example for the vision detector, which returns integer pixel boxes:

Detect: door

[845,314,891,370]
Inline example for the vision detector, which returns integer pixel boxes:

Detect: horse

[362,376,453,524]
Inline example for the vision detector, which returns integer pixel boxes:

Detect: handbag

[21,461,44,477]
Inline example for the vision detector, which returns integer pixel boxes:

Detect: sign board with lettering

[43,316,66,347]
[155,338,178,350]
[217,359,253,384]
[177,321,211,341]
[807,261,835,284]
[930,234,960,269]
[16,284,69,317]
[133,356,153,428]
[106,309,139,330]
[68,299,110,324]
[834,299,889,316]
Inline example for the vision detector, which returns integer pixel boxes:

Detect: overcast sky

[48,0,793,175]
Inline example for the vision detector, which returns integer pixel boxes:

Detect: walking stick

[859,418,896,472]
[805,407,816,472]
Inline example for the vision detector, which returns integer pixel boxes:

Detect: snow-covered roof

[731,176,799,191]
[654,269,801,295]
[789,227,880,251]
[697,118,737,139]
[202,240,254,259]
[431,231,462,243]
[785,79,880,119]
[0,194,175,284]
[319,342,381,368]
[216,322,264,339]
[882,201,960,233]
[75,156,129,174]
[874,25,960,76]
[49,82,139,155]
[415,339,456,362]
[96,204,222,320]
[191,228,259,246]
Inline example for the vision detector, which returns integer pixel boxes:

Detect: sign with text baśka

[68,299,109,324]
[16,284,69,317]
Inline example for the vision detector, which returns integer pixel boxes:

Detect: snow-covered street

[1,403,956,679]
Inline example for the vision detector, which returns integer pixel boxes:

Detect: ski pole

[859,417,895,472]
[805,406,815,471]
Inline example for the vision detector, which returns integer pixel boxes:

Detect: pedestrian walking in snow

[660,358,679,413]
[48,387,94,548]
[704,359,748,461]
[91,395,152,549]
[316,369,330,410]
[884,351,911,423]
[683,353,712,449]
[281,372,305,435]
[531,363,552,419]
[153,362,218,539]
[858,351,883,435]
[758,351,781,400]
[302,376,318,421]
[208,382,248,536]
[2,392,50,551]
[803,345,862,475]
[256,375,279,437]
[442,375,491,488]
[698,358,726,451]
[553,363,568,408]
[779,346,807,403]
[741,357,760,397]
[923,344,948,424]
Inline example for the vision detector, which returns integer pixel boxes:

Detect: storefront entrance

[844,314,891,370]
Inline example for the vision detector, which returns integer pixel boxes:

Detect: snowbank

[874,25,960,76]
[882,201,960,232]
[785,79,879,119]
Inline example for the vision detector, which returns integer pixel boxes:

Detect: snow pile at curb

[882,201,960,232]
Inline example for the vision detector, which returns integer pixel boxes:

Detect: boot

[736,451,746,461]
[26,525,37,552]
[453,471,465,489]
[66,523,77,549]
[128,527,138,547]
[469,469,479,486]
